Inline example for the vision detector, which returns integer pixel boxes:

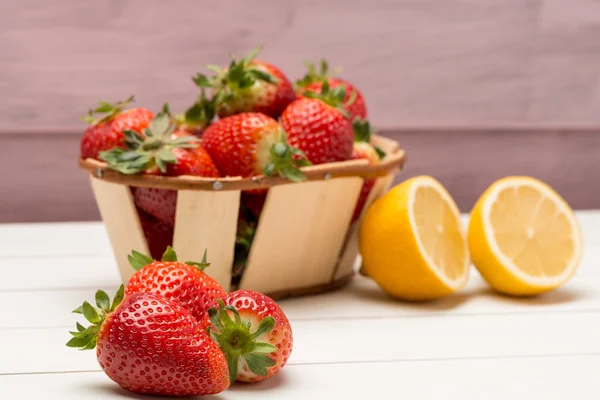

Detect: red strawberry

[296,59,368,121]
[241,191,267,218]
[232,205,259,284]
[134,188,178,228]
[350,119,384,222]
[193,46,296,119]
[162,91,216,137]
[136,207,174,259]
[80,96,154,159]
[280,83,354,165]
[207,290,293,383]
[132,142,221,226]
[67,287,230,396]
[125,247,226,326]
[101,113,221,227]
[303,78,367,121]
[202,112,310,181]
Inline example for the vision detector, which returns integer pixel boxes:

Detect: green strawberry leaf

[161,246,178,262]
[251,316,275,340]
[111,285,125,312]
[226,353,239,385]
[95,290,110,310]
[252,342,278,354]
[66,336,92,349]
[81,302,100,324]
[185,249,210,271]
[247,68,278,84]
[128,250,153,271]
[244,353,276,377]
[192,73,213,88]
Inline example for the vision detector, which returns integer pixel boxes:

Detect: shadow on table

[487,286,591,306]
[351,276,589,311]
[228,371,289,392]
[350,280,475,311]
[84,383,228,399]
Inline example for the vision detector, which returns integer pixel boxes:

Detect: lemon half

[359,176,470,301]
[468,176,583,296]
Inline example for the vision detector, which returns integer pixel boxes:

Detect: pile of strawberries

[79,46,384,274]
[67,247,293,396]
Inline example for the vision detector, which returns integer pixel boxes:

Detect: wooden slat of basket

[172,190,240,292]
[239,176,363,294]
[78,135,405,192]
[89,178,148,283]
[371,134,401,155]
[333,136,401,280]
[333,172,396,280]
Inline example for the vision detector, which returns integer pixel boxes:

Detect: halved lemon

[359,176,470,301]
[468,176,583,296]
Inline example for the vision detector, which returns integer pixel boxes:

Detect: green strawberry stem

[81,95,135,125]
[352,118,386,160]
[302,80,355,118]
[66,285,125,350]
[353,118,372,143]
[264,131,312,182]
[207,299,278,383]
[164,91,216,130]
[233,210,258,281]
[295,59,342,89]
[192,45,278,112]
[98,113,200,174]
[128,246,211,272]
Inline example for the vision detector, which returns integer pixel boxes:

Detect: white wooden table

[1,212,599,399]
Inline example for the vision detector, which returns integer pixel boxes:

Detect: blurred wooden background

[1,0,599,222]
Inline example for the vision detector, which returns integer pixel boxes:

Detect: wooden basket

[79,135,405,299]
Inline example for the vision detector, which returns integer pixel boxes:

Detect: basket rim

[78,135,406,191]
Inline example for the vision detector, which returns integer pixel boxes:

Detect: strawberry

[207,290,293,383]
[99,113,206,175]
[162,91,216,137]
[296,59,368,121]
[136,207,174,259]
[241,191,267,218]
[66,286,230,396]
[133,188,178,228]
[232,205,259,285]
[125,247,226,326]
[202,112,310,181]
[350,119,385,222]
[193,46,296,119]
[131,141,221,227]
[101,113,221,227]
[280,82,354,164]
[80,96,154,159]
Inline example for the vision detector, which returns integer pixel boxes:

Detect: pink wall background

[1,0,599,221]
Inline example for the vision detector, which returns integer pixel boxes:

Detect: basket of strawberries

[78,47,405,299]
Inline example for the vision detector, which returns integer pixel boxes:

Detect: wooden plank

[4,271,600,330]
[0,256,119,291]
[240,177,362,294]
[334,172,396,280]
[5,0,600,132]
[3,311,600,374]
[172,190,240,292]
[2,131,600,223]
[0,222,111,257]
[5,210,599,255]
[335,134,400,279]
[1,355,598,399]
[89,178,147,284]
